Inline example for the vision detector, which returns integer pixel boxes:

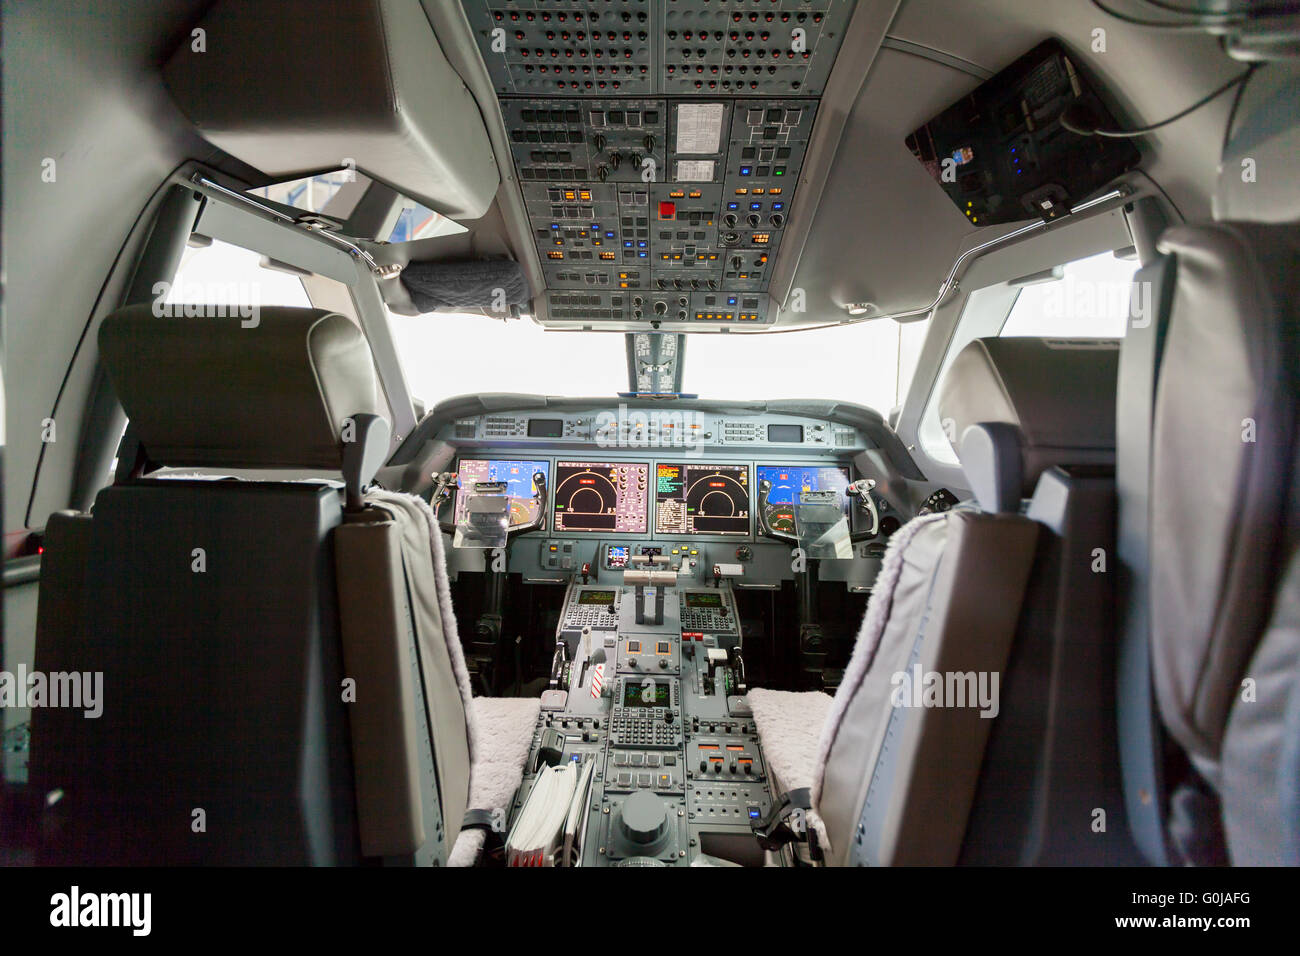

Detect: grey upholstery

[939,337,1120,498]
[161,0,498,220]
[814,511,1039,866]
[1146,222,1300,864]
[750,336,1127,865]
[100,305,385,470]
[32,305,472,865]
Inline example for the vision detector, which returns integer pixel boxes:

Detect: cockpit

[3,0,1300,886]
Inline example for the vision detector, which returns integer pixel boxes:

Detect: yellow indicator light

[769,188,782,195]
[688,191,702,198]
[735,188,748,195]
[600,252,615,260]
[548,251,564,259]
[669,190,685,198]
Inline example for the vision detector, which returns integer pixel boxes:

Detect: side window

[999,251,1140,338]
[161,238,311,311]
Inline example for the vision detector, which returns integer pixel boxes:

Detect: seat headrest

[1215,69,1300,224]
[99,305,386,471]
[938,337,1119,509]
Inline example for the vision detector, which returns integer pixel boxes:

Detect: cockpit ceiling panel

[461,0,856,98]
[459,1,859,328]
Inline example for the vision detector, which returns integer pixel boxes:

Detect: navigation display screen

[654,463,750,535]
[553,461,649,533]
[756,465,851,535]
[455,460,549,527]
[622,679,670,708]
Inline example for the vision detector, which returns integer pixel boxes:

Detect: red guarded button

[658,201,676,220]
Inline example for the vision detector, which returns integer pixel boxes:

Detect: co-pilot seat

[30,304,535,865]
[749,337,1129,865]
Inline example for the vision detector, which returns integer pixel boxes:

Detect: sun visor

[162,0,499,220]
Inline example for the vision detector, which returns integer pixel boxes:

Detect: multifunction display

[553,461,650,533]
[756,464,850,535]
[455,459,549,527]
[622,679,671,709]
[654,462,750,535]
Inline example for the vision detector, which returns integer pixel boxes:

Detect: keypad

[610,708,681,748]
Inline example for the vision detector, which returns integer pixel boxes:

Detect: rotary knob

[618,790,669,846]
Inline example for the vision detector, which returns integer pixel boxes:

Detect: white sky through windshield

[389,309,928,416]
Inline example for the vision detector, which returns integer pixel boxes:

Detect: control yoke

[757,477,880,548]
[845,478,880,541]
[757,478,796,546]
[434,470,549,545]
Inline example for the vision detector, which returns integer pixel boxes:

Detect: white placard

[675,160,716,182]
[675,103,725,154]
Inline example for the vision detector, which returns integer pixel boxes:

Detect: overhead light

[846,302,875,316]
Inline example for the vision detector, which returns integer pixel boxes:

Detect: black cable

[1091,0,1300,28]
[1059,67,1257,137]
[1088,0,1242,29]
[1221,61,1259,156]
[1133,168,1188,224]
[1142,0,1300,22]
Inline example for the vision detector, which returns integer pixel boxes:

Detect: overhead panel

[461,0,857,328]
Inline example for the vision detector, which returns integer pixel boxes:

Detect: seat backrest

[813,337,1120,865]
[1117,69,1300,866]
[1146,222,1300,864]
[30,305,471,864]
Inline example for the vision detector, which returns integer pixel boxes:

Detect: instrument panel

[654,463,750,536]
[553,460,650,533]
[755,463,849,536]
[458,0,861,329]
[455,459,550,527]
[452,455,878,543]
